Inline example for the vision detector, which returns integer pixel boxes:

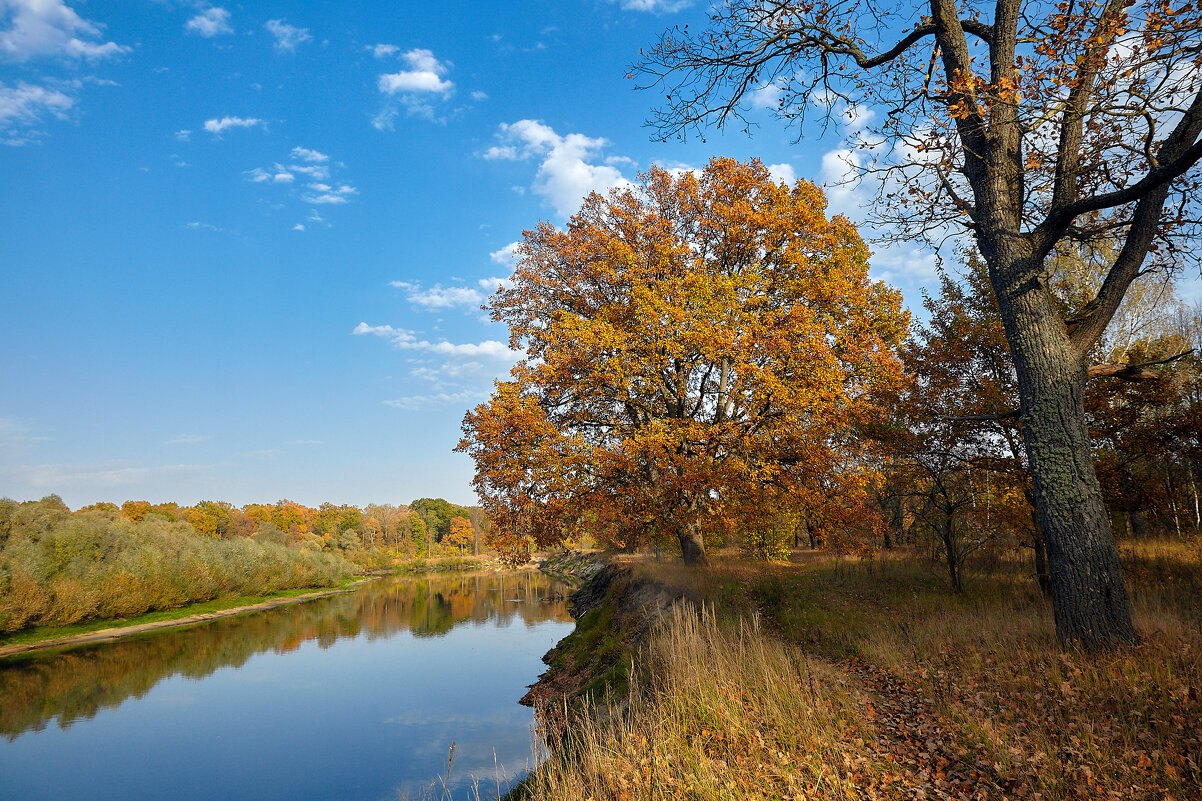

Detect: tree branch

[1087,349,1195,382]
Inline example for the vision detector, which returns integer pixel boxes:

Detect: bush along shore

[0,498,352,636]
[515,544,1201,801]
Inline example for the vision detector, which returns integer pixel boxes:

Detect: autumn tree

[446,517,473,554]
[458,157,908,565]
[410,516,429,557]
[637,0,1202,647]
[888,259,1048,591]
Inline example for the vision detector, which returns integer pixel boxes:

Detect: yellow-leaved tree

[457,157,908,565]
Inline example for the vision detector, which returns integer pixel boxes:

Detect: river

[0,571,574,801]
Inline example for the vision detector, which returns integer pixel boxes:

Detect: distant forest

[0,494,490,633]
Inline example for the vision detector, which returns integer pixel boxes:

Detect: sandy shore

[0,580,372,659]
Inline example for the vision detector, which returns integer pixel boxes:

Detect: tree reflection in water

[0,571,571,740]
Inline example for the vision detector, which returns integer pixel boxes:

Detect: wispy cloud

[185,7,233,38]
[290,146,327,163]
[383,391,485,411]
[165,434,208,445]
[243,148,356,225]
[0,80,73,143]
[483,119,632,218]
[204,115,265,135]
[264,19,311,52]
[607,0,693,12]
[390,282,469,310]
[301,182,357,204]
[0,0,130,62]
[369,43,399,59]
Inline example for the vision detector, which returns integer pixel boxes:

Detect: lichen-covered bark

[992,254,1135,648]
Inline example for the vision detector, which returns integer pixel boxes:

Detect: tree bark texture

[678,525,708,566]
[993,264,1136,647]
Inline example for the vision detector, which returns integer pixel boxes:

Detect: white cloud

[768,162,797,185]
[186,221,221,231]
[819,148,865,218]
[185,7,232,38]
[749,80,783,111]
[290,146,327,162]
[378,48,454,95]
[264,19,311,52]
[868,244,940,288]
[0,80,73,136]
[370,43,399,59]
[293,223,305,231]
[485,119,632,218]
[482,145,518,161]
[353,323,519,361]
[383,391,485,411]
[174,129,191,141]
[375,48,456,125]
[608,0,693,11]
[302,183,357,204]
[204,115,265,135]
[287,162,329,179]
[470,90,488,101]
[390,281,484,310]
[488,242,522,268]
[371,107,397,131]
[0,0,130,62]
[243,167,294,183]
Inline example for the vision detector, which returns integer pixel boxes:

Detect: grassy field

[515,539,1201,800]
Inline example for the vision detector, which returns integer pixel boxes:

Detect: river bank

[0,555,554,659]
[0,579,373,658]
[519,542,1202,800]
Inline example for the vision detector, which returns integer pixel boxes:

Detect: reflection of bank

[0,571,573,739]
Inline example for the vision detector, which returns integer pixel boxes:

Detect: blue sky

[4,0,1185,510]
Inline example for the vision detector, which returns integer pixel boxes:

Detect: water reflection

[0,571,573,801]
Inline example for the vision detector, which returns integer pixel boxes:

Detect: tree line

[69,496,490,559]
[0,494,492,633]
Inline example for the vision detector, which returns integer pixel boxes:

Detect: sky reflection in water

[0,571,574,801]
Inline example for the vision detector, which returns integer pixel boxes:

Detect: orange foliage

[458,157,908,563]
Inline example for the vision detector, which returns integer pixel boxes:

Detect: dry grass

[515,539,1202,800]
[519,603,870,800]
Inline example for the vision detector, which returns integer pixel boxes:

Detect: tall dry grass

[517,603,869,800]
[511,540,1200,799]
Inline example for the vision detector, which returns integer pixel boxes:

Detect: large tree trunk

[997,279,1136,648]
[1129,508,1149,539]
[678,524,708,566]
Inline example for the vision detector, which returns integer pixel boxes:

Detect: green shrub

[0,501,352,632]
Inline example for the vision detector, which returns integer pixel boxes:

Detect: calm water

[0,571,574,801]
